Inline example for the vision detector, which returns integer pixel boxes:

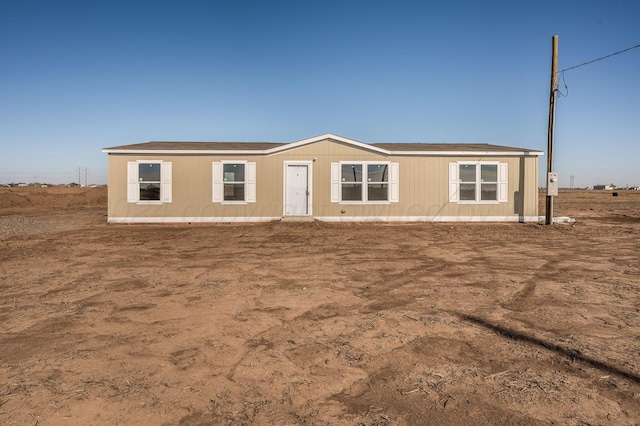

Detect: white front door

[285,164,309,216]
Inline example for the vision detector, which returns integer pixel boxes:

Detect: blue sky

[1,0,638,187]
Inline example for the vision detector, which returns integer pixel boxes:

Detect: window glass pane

[341,164,362,182]
[342,184,362,201]
[460,183,476,201]
[139,183,160,200]
[481,183,497,201]
[367,164,388,183]
[224,183,245,201]
[368,184,388,201]
[223,164,245,182]
[139,163,160,182]
[481,165,497,183]
[459,164,476,182]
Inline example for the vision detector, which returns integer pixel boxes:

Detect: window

[223,163,245,201]
[449,162,507,203]
[331,162,399,203]
[367,163,389,201]
[212,161,256,203]
[139,163,161,201]
[127,161,172,203]
[341,164,363,201]
[480,164,498,201]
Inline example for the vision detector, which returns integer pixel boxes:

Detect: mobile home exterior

[102,134,543,223]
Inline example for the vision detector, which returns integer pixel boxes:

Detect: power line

[559,42,640,73]
[556,71,569,97]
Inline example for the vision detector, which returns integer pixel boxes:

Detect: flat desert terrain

[1,187,639,425]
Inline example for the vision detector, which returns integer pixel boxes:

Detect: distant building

[593,184,615,190]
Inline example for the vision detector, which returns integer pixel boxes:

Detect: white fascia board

[102,135,544,157]
[102,134,391,156]
[387,150,545,157]
[264,133,391,155]
[102,149,269,155]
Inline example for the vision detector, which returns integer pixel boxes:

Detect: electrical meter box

[547,172,559,197]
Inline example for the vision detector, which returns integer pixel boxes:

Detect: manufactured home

[102,134,543,223]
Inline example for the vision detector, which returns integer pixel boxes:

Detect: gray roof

[103,134,543,155]
[103,141,287,151]
[371,143,536,152]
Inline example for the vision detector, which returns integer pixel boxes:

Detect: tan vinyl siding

[108,154,284,219]
[106,138,540,222]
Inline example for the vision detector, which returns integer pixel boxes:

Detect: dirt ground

[1,186,639,425]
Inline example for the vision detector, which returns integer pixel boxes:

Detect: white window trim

[212,161,256,204]
[127,160,172,205]
[331,161,399,204]
[449,161,507,204]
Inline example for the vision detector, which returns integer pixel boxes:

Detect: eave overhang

[102,133,544,157]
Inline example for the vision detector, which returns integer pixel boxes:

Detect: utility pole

[545,35,559,225]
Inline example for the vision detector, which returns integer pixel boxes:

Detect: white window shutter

[160,162,172,203]
[498,163,508,202]
[389,163,399,202]
[212,162,223,202]
[246,162,256,203]
[127,162,139,203]
[330,162,341,202]
[448,163,459,202]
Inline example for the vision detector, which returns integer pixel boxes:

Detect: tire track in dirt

[218,252,468,424]
[3,189,640,424]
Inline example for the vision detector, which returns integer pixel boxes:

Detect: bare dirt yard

[1,186,639,425]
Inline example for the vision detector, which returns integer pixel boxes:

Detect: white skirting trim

[314,215,540,223]
[108,215,539,224]
[107,216,280,224]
